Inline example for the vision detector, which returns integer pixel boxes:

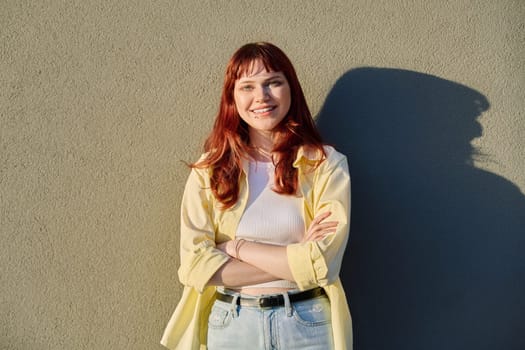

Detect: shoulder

[296,145,346,161]
[295,145,348,174]
[186,153,213,184]
[318,146,348,178]
[322,145,347,165]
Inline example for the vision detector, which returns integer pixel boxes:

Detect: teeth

[253,107,274,113]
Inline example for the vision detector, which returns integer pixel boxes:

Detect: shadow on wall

[317,68,525,350]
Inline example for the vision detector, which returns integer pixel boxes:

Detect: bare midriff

[231,287,295,296]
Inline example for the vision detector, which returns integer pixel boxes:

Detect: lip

[250,105,277,114]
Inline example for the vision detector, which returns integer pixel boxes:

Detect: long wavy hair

[193,42,325,209]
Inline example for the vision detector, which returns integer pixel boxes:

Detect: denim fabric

[207,291,334,350]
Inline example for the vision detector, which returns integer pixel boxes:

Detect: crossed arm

[208,211,338,287]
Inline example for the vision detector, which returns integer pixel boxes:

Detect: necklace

[249,145,273,162]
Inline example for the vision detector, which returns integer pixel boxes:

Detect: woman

[161,42,352,350]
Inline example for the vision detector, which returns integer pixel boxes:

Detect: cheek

[233,96,250,120]
[279,86,291,103]
[281,90,292,112]
[233,92,247,110]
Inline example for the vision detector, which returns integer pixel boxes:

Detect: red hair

[193,42,325,209]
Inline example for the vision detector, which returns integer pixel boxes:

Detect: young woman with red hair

[161,42,352,350]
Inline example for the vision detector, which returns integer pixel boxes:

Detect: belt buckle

[258,295,281,308]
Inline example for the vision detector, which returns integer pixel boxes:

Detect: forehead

[236,60,284,81]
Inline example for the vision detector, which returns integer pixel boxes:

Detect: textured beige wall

[1,1,523,349]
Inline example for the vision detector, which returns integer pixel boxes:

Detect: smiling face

[233,60,291,138]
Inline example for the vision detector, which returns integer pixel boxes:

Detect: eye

[269,80,283,87]
[239,85,254,91]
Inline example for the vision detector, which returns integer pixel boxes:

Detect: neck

[248,129,276,162]
[249,129,274,152]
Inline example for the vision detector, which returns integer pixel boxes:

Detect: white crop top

[235,160,305,290]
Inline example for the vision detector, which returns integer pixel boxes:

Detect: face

[233,60,291,136]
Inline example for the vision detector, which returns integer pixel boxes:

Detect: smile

[251,106,276,114]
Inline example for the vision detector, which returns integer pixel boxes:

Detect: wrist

[226,240,236,257]
[232,238,246,261]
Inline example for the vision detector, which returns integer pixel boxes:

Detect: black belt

[216,287,326,308]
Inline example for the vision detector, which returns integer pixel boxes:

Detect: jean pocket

[292,296,332,327]
[208,303,233,329]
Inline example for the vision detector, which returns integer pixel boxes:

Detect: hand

[302,211,338,243]
[217,240,247,261]
[216,241,233,256]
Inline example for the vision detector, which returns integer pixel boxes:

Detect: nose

[255,85,269,102]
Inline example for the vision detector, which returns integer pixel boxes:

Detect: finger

[313,211,332,224]
[310,222,338,233]
[306,226,338,241]
[308,218,337,231]
[303,229,321,242]
[305,223,338,240]
[314,221,339,229]
[307,231,335,242]
[314,226,338,236]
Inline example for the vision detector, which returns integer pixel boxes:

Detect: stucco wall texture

[1,1,523,349]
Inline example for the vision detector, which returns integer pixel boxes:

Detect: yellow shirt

[161,145,352,350]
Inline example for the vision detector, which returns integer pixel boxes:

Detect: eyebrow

[237,74,285,84]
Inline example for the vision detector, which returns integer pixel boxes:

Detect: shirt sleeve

[287,151,351,290]
[177,167,230,293]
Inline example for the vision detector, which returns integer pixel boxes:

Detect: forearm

[214,211,339,285]
[208,258,280,287]
[231,241,295,281]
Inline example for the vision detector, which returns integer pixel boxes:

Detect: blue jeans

[207,290,334,350]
